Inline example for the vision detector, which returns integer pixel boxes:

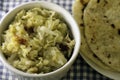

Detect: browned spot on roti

[104,0,108,4]
[104,15,107,18]
[118,29,120,35]
[109,35,114,39]
[96,46,99,50]
[97,0,100,3]
[93,54,97,58]
[106,53,111,58]
[111,24,115,29]
[109,61,111,64]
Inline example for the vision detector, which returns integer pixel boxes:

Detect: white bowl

[0,1,80,80]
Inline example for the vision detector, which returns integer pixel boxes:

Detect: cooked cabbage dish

[0,7,75,73]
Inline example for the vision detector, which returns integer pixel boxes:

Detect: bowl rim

[0,1,81,77]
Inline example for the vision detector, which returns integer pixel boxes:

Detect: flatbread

[84,0,120,71]
[72,0,112,71]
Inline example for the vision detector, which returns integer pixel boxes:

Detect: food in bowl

[0,7,75,73]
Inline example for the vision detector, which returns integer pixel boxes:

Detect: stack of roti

[72,0,120,72]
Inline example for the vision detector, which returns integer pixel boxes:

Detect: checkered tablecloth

[0,0,112,80]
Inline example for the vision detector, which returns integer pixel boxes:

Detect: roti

[84,0,120,71]
[72,0,112,70]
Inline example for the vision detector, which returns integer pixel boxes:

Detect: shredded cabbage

[0,7,75,73]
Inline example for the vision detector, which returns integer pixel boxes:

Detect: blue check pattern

[0,0,111,80]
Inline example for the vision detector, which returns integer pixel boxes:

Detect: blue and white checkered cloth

[0,0,111,80]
